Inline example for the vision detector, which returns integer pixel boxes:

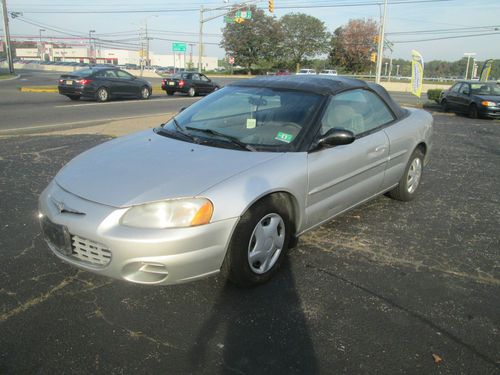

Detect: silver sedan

[39,76,433,287]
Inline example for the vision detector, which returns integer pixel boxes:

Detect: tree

[279,13,330,70]
[329,18,379,73]
[220,6,282,74]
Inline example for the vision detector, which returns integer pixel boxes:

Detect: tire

[187,87,196,97]
[213,86,219,92]
[222,196,292,287]
[166,91,174,96]
[67,95,80,101]
[468,104,478,119]
[441,99,449,112]
[96,87,109,102]
[140,86,150,100]
[388,148,424,202]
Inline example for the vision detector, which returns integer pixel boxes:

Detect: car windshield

[470,83,500,96]
[159,86,323,151]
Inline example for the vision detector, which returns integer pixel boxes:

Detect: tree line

[220,6,499,80]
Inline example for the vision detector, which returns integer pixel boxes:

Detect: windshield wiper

[158,118,198,143]
[185,126,256,151]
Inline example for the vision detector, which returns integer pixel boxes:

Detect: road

[0,111,499,373]
[0,69,426,133]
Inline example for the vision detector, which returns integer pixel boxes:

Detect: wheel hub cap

[247,213,285,274]
[407,158,422,194]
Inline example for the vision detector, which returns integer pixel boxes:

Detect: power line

[392,31,500,43]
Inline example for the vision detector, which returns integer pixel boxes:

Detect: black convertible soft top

[229,75,408,119]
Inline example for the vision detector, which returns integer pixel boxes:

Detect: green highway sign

[224,16,235,23]
[235,10,252,19]
[172,42,187,52]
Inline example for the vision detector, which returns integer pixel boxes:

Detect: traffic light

[373,35,380,44]
[370,52,377,63]
[268,0,274,13]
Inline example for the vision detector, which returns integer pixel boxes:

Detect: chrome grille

[71,235,111,266]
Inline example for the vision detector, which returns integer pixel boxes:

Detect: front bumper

[478,106,500,118]
[39,181,238,285]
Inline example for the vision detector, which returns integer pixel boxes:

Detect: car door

[200,74,214,93]
[445,83,462,110]
[115,69,139,97]
[456,83,472,113]
[306,89,392,227]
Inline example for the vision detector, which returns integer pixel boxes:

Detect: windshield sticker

[246,118,256,129]
[275,132,294,143]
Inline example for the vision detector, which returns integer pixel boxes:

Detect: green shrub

[427,89,444,103]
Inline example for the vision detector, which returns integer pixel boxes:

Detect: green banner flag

[479,59,493,82]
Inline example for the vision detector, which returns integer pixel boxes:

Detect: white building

[15,44,219,70]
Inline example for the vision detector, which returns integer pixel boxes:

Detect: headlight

[121,198,213,229]
[481,101,495,107]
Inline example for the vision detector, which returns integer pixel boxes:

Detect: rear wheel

[222,196,291,287]
[388,148,424,202]
[188,87,196,97]
[468,104,479,119]
[96,87,109,102]
[67,95,80,101]
[140,86,150,100]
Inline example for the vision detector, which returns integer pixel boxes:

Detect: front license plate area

[41,216,72,256]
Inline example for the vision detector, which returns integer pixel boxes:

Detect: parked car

[440,80,500,119]
[296,68,316,75]
[161,72,220,96]
[320,69,338,76]
[57,67,152,102]
[39,76,432,287]
[276,69,291,76]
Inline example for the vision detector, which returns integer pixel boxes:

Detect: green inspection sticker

[275,131,294,143]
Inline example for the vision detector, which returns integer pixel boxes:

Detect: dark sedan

[58,67,152,102]
[161,72,220,97]
[440,81,500,119]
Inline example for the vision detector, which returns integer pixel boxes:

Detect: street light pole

[198,5,203,73]
[463,52,475,80]
[39,28,45,61]
[375,0,388,84]
[88,29,95,64]
[1,0,14,74]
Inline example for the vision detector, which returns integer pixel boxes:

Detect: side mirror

[318,128,355,148]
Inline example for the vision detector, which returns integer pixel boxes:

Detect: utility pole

[38,28,45,61]
[375,0,388,84]
[1,0,15,74]
[463,52,475,80]
[198,5,203,72]
[88,29,95,64]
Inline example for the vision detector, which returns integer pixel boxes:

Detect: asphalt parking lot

[0,109,499,374]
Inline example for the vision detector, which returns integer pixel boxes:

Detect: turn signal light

[481,101,495,107]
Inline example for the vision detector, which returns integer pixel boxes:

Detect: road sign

[235,10,252,19]
[172,42,187,52]
[224,16,235,23]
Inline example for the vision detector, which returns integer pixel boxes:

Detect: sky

[2,0,500,62]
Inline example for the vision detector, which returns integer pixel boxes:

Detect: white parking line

[55,96,197,108]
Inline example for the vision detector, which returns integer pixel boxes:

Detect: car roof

[455,80,497,84]
[229,75,407,119]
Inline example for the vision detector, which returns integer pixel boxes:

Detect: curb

[0,74,20,83]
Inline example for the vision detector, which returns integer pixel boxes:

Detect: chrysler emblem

[51,197,85,215]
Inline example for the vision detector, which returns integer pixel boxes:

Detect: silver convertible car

[39,76,433,287]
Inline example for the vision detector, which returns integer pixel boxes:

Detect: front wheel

[140,86,151,100]
[388,148,424,201]
[187,87,196,97]
[441,99,449,112]
[222,197,291,287]
[96,87,109,102]
[468,104,479,119]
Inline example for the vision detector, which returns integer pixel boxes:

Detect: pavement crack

[13,232,41,259]
[308,264,500,370]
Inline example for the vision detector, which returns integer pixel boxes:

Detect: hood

[55,129,281,207]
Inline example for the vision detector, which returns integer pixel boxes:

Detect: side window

[115,70,134,79]
[105,70,117,78]
[200,75,210,82]
[192,74,200,81]
[459,84,470,95]
[450,83,461,93]
[321,89,395,136]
